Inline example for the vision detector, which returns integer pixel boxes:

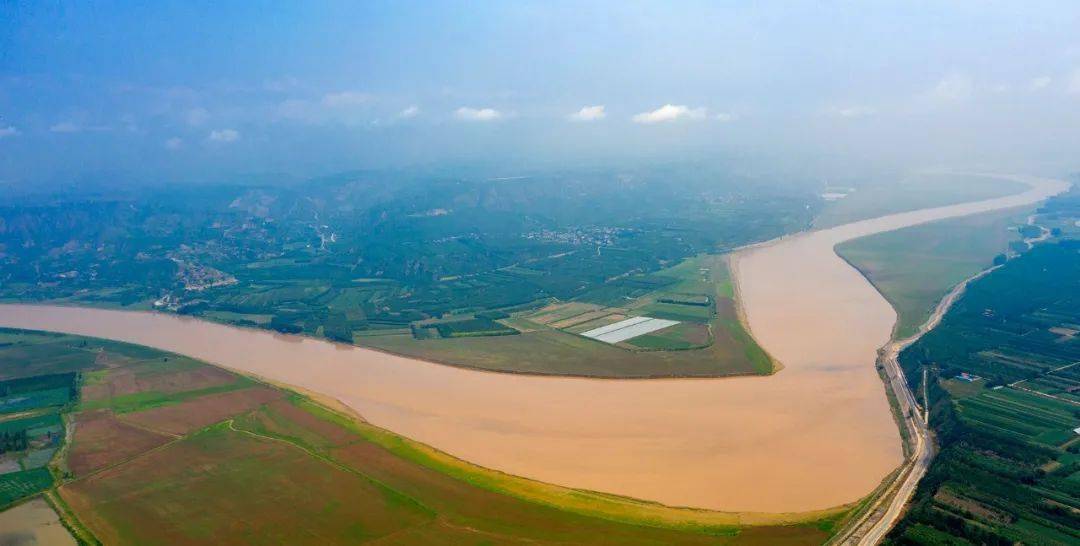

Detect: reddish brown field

[60,396,830,546]
[59,425,433,546]
[68,410,172,477]
[121,387,282,435]
[242,398,357,448]
[82,362,236,402]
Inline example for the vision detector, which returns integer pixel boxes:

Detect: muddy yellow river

[0,174,1067,513]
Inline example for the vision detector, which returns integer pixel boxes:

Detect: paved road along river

[0,174,1068,513]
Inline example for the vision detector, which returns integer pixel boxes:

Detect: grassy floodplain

[814,172,1027,228]
[835,206,1030,338]
[361,254,776,377]
[0,327,839,545]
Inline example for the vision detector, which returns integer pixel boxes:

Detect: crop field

[364,253,774,377]
[563,312,627,333]
[80,376,257,415]
[658,293,711,306]
[120,386,283,435]
[1014,363,1080,404]
[890,240,1080,545]
[0,387,69,414]
[366,307,769,377]
[527,302,604,325]
[955,387,1078,447]
[548,308,613,329]
[0,331,100,379]
[0,412,61,436]
[201,310,273,326]
[62,423,436,545]
[0,411,62,474]
[0,372,77,414]
[626,322,711,350]
[0,468,52,506]
[637,301,714,322]
[67,410,172,477]
[0,343,80,510]
[427,317,519,338]
[0,327,837,545]
[837,205,1030,338]
[80,358,235,402]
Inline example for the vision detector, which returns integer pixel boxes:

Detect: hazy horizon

[4,1,1080,187]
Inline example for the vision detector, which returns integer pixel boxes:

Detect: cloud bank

[207,128,240,143]
[454,107,503,121]
[632,104,706,124]
[827,105,877,118]
[569,105,605,122]
[928,74,973,102]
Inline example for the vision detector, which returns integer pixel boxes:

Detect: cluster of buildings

[523,226,630,247]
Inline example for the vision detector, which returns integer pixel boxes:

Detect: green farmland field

[364,254,775,377]
[0,468,52,507]
[837,206,1029,338]
[889,239,1080,546]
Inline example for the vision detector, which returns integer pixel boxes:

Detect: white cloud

[568,105,606,122]
[185,107,209,126]
[322,91,370,107]
[399,105,420,118]
[927,74,973,102]
[0,126,18,139]
[714,112,738,123]
[207,128,240,143]
[827,105,877,118]
[454,107,503,121]
[631,104,707,124]
[164,137,183,150]
[1029,76,1052,90]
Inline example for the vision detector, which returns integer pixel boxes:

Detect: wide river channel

[0,174,1068,513]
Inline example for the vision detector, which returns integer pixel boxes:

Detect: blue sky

[3,1,1080,185]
